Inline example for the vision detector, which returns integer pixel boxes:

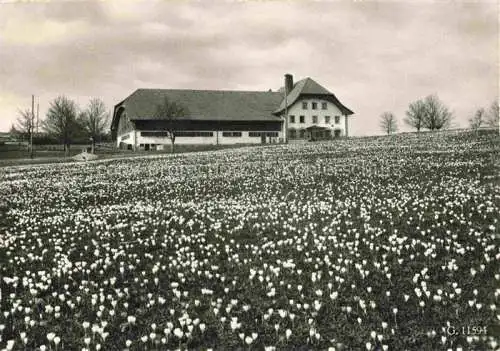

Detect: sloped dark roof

[113,88,283,127]
[274,78,354,116]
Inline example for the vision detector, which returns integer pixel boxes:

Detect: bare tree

[485,99,499,129]
[43,96,80,155]
[379,112,398,135]
[468,108,485,131]
[14,109,34,141]
[79,98,109,153]
[154,97,187,153]
[9,124,18,135]
[405,99,426,132]
[422,94,452,130]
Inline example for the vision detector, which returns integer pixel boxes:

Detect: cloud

[0,1,497,135]
[1,18,86,45]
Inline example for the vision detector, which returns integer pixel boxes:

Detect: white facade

[117,130,282,148]
[117,131,137,148]
[284,98,348,137]
[115,98,348,148]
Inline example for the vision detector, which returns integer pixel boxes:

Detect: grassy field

[0,143,259,167]
[0,130,499,350]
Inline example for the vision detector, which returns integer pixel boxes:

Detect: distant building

[0,132,24,145]
[110,74,354,150]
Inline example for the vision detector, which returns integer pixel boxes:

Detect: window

[141,130,215,137]
[299,115,305,123]
[249,132,278,137]
[335,116,341,124]
[288,129,296,139]
[289,115,295,123]
[176,131,213,137]
[299,129,305,138]
[222,131,242,137]
[312,102,318,110]
[322,102,328,110]
[312,116,318,124]
[302,102,308,109]
[325,116,331,124]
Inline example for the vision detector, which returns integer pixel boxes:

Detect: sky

[0,0,497,136]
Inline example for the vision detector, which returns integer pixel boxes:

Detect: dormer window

[302,102,308,110]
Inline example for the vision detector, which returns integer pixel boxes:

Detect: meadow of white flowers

[0,131,498,350]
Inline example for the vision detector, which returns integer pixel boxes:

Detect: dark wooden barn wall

[134,120,282,132]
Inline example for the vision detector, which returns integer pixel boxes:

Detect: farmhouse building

[111,74,354,150]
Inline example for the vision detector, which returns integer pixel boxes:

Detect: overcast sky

[0,0,497,136]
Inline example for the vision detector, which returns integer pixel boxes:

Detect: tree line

[11,96,110,154]
[379,94,499,135]
[11,94,498,150]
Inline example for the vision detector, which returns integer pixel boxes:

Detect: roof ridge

[136,88,283,94]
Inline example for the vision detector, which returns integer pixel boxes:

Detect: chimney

[285,74,293,95]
